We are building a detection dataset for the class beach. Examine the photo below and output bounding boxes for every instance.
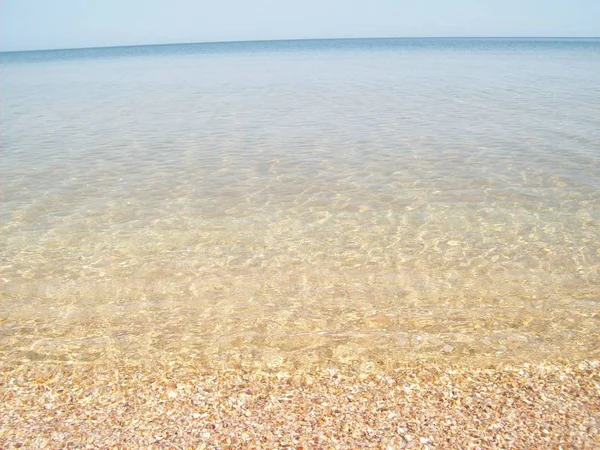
[1,359,599,448]
[1,38,599,447]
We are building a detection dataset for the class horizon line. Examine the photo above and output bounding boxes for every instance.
[2,35,599,54]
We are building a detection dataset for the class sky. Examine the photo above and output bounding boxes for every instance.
[1,0,599,52]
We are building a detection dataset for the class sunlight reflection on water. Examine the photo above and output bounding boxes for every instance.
[1,39,599,369]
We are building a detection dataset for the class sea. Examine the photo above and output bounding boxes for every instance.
[1,38,599,370]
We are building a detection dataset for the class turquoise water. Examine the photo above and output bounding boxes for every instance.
[1,38,599,369]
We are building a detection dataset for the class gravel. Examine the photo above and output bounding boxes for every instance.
[1,360,599,449]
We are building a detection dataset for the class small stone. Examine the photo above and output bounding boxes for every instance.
[443,344,454,353]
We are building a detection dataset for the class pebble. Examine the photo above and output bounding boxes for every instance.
[443,344,454,353]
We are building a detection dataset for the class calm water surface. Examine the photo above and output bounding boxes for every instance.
[1,38,599,369]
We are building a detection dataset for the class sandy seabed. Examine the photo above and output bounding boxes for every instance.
[1,359,599,449]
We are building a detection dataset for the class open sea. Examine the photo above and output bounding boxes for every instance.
[1,38,599,370]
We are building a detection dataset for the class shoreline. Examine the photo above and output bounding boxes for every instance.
[2,359,598,448]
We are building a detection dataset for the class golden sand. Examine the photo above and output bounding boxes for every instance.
[1,360,599,449]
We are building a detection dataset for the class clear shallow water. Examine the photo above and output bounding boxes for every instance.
[1,38,599,369]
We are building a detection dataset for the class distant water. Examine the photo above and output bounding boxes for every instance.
[1,38,599,369]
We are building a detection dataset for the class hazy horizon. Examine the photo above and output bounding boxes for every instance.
[1,35,599,54]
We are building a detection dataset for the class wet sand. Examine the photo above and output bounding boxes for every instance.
[1,360,599,449]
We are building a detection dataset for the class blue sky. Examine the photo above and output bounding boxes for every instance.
[1,0,598,51]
